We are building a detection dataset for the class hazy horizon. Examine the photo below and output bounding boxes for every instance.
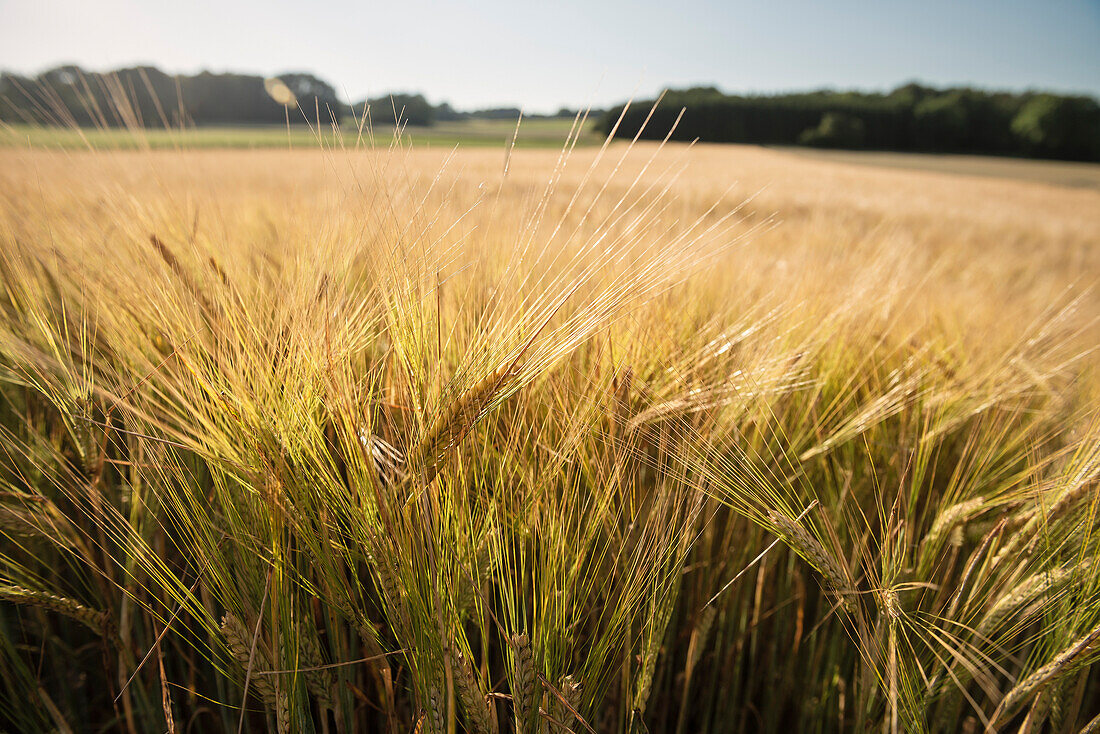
[2,0,1098,114]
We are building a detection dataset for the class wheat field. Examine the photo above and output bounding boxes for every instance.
[1,131,1099,733]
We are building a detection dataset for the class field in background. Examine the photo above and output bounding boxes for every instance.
[0,117,599,150]
[1,139,1099,733]
[780,146,1100,191]
[7,120,1099,191]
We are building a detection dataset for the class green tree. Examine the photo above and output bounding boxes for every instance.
[359,93,436,126]
[798,112,866,148]
[1012,94,1100,160]
[913,93,970,150]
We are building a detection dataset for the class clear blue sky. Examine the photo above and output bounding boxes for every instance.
[1,0,1097,112]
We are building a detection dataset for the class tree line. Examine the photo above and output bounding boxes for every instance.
[6,66,1095,160]
[598,84,1100,161]
[361,96,588,126]
[0,65,584,129]
[0,65,347,127]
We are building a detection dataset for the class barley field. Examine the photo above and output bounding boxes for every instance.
[1,130,1099,733]
[0,119,599,151]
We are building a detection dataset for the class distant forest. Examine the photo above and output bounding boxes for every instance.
[0,65,580,129]
[2,65,1098,160]
[0,66,343,126]
[599,85,1100,161]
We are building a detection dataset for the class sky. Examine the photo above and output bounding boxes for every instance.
[1,0,1098,113]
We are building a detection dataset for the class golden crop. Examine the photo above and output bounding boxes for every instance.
[1,136,1098,733]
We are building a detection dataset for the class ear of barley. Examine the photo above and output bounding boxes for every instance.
[365,536,411,635]
[359,431,407,488]
[918,497,985,572]
[1,585,110,636]
[1046,677,1068,732]
[220,613,276,705]
[944,518,1006,621]
[511,633,536,734]
[412,362,519,485]
[993,450,1100,568]
[634,651,656,715]
[979,559,1092,636]
[158,648,176,734]
[299,632,336,709]
[688,607,716,672]
[275,685,290,734]
[767,510,853,611]
[0,503,58,540]
[427,682,445,734]
[879,587,902,623]
[148,233,218,320]
[932,560,1092,713]
[206,254,231,288]
[989,621,1100,729]
[454,552,491,616]
[1019,684,1054,733]
[1080,711,1100,734]
[449,646,495,734]
[70,403,99,477]
[549,675,582,732]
